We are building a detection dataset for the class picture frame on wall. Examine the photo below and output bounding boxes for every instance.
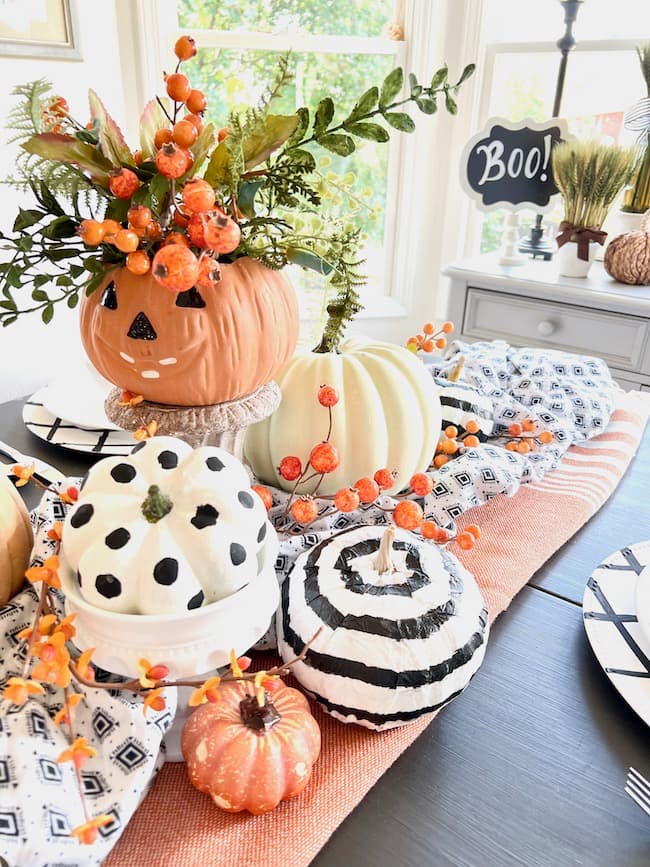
[0,0,81,60]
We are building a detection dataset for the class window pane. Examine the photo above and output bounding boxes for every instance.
[177,0,389,38]
[483,0,650,42]
[189,47,393,323]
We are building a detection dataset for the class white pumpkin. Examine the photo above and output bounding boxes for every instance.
[276,524,489,730]
[0,474,33,606]
[245,337,441,495]
[60,436,277,615]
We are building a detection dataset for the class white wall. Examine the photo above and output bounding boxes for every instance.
[0,0,126,402]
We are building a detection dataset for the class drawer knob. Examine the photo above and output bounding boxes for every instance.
[537,320,557,337]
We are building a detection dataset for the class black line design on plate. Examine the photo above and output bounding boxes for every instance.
[621,547,644,575]
[584,612,638,622]
[46,417,62,442]
[604,666,650,678]
[599,564,636,572]
[587,576,650,675]
[93,430,110,453]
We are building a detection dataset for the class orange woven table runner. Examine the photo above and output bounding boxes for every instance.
[105,397,648,867]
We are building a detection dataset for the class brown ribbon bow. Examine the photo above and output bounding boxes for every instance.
[556,221,608,261]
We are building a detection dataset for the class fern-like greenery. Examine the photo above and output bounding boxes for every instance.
[552,139,637,228]
[5,80,102,207]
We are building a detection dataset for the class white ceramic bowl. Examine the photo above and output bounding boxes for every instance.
[60,531,280,679]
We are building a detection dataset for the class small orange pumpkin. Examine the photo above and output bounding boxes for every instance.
[181,679,321,814]
[79,258,299,406]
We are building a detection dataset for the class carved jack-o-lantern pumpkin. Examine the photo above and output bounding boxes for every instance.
[79,258,299,407]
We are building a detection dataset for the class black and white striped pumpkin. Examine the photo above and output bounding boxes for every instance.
[276,525,489,730]
[435,376,494,441]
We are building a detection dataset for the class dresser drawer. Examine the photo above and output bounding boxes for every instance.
[463,288,648,371]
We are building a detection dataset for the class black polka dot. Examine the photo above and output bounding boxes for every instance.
[206,456,225,472]
[187,589,204,610]
[110,463,136,484]
[257,523,267,543]
[153,557,179,585]
[70,503,94,528]
[96,573,122,599]
[238,491,254,509]
[105,528,130,549]
[158,450,178,470]
[191,504,219,530]
[77,570,82,588]
[230,542,247,566]
[131,441,147,455]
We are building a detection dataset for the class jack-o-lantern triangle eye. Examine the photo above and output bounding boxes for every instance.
[100,281,118,310]
[175,287,206,309]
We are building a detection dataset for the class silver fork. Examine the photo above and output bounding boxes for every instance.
[625,767,650,818]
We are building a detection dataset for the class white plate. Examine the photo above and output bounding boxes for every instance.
[583,541,650,727]
[40,363,118,431]
[23,388,135,456]
[0,442,65,486]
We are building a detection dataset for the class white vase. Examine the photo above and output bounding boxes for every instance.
[556,239,598,278]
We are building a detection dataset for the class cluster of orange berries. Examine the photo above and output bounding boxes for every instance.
[406,321,454,354]
[77,34,241,294]
[248,385,480,550]
[504,419,554,454]
[433,421,483,468]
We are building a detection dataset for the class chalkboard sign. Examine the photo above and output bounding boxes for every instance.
[460,118,567,212]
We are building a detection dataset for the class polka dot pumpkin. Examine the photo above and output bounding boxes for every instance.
[60,436,275,615]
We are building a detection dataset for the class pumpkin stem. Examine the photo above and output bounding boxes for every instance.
[239,693,281,732]
[448,356,465,383]
[141,485,173,523]
[373,525,396,575]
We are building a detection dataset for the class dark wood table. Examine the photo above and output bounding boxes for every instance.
[1,399,649,866]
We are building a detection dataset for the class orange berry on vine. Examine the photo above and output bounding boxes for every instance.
[354,477,380,504]
[133,150,143,165]
[422,340,434,353]
[441,439,458,455]
[465,524,481,540]
[409,472,433,496]
[127,204,151,229]
[173,209,190,228]
[114,228,139,253]
[151,244,199,292]
[173,119,198,148]
[217,126,230,143]
[174,34,197,61]
[77,219,104,245]
[101,219,121,243]
[155,143,191,179]
[393,500,424,531]
[435,438,446,454]
[165,72,192,102]
[182,178,216,214]
[154,127,173,148]
[291,497,318,524]
[516,441,531,454]
[334,488,360,513]
[406,340,418,354]
[442,321,454,334]
[522,418,536,432]
[423,322,435,335]
[435,337,447,350]
[465,419,480,434]
[108,168,140,199]
[186,88,207,114]
[433,454,449,469]
[184,113,204,134]
[278,456,302,481]
[317,385,339,407]
[145,221,163,241]
[163,231,190,247]
[445,425,458,439]
[456,531,475,551]
[187,213,208,248]
[126,250,151,275]
[538,430,553,444]
[508,422,523,437]
[421,520,439,540]
[435,526,450,544]
[309,442,340,474]
[251,484,273,511]
[505,441,518,452]
[204,211,241,254]
[196,255,221,290]
[463,435,480,449]
[374,468,395,489]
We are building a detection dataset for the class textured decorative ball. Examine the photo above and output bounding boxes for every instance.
[60,436,275,614]
[276,524,489,730]
[435,377,494,441]
[604,231,650,285]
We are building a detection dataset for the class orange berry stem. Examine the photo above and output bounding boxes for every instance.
[155,95,174,125]
[20,582,49,679]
